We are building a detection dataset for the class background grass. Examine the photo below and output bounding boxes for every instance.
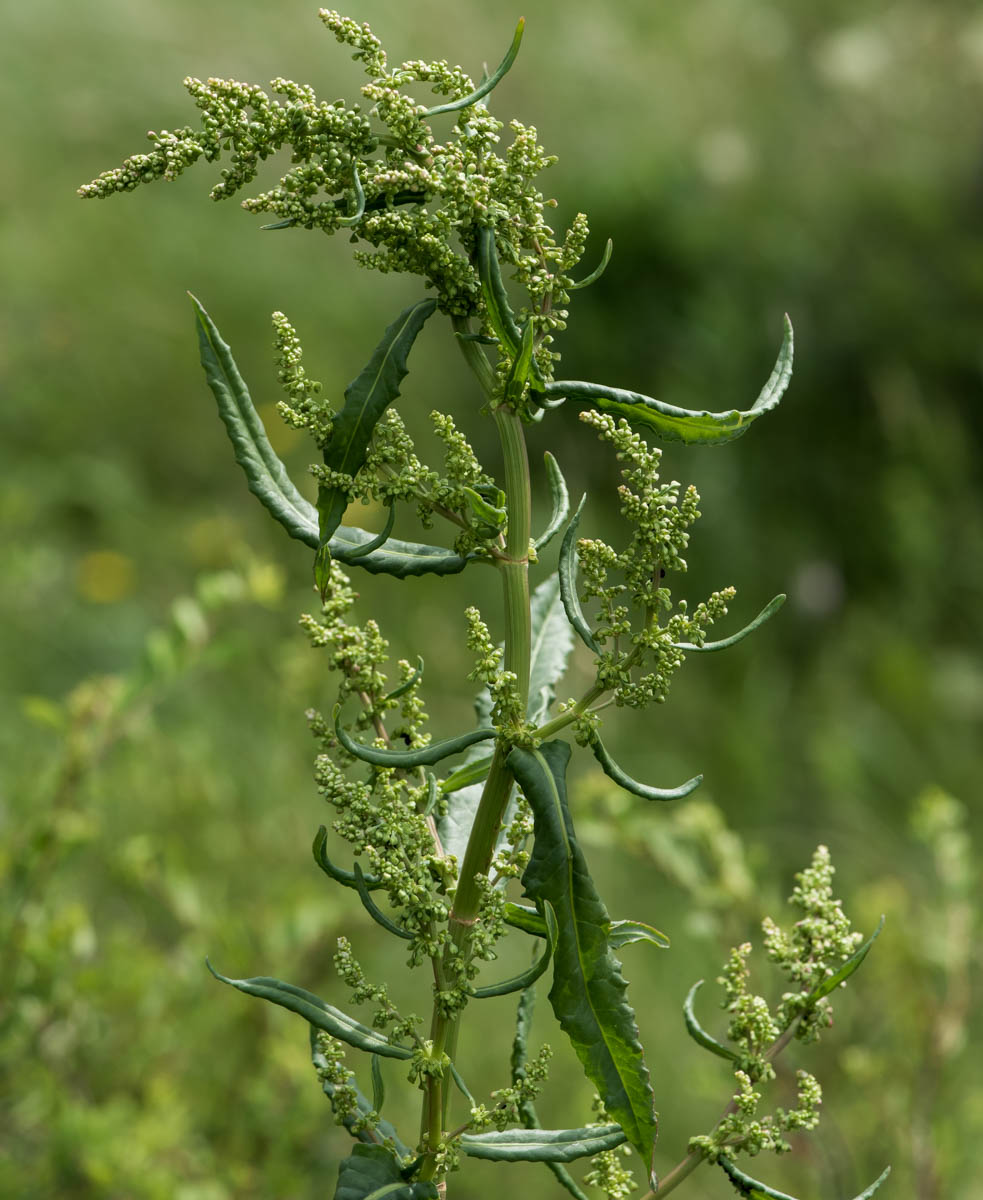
[2,1,981,1197]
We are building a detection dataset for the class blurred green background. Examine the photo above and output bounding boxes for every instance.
[2,0,981,1196]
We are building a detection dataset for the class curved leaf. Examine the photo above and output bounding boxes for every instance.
[505,318,536,402]
[370,1054,386,1117]
[558,496,601,654]
[423,18,525,117]
[207,961,412,1059]
[314,824,384,892]
[588,732,702,802]
[353,863,413,940]
[805,915,886,1006]
[683,980,738,1062]
[334,708,496,768]
[504,903,669,951]
[675,594,785,653]
[439,754,494,796]
[544,316,793,446]
[190,296,468,581]
[476,226,523,356]
[608,920,670,952]
[330,525,474,579]
[535,451,571,551]
[191,294,319,546]
[335,1145,437,1200]
[471,903,557,999]
[568,238,613,291]
[311,1027,408,1155]
[460,1124,627,1163]
[384,657,424,701]
[718,1156,890,1200]
[316,298,438,592]
[509,741,658,1171]
[344,501,396,559]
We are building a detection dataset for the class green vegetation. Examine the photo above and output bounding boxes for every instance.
[2,2,980,1198]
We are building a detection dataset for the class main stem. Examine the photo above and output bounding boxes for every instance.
[418,320,533,1183]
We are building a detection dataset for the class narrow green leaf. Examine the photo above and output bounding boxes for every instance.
[805,915,886,1006]
[337,163,366,227]
[206,961,412,1060]
[568,238,613,291]
[558,496,601,655]
[683,980,739,1062]
[460,1124,627,1163]
[344,502,397,559]
[384,657,424,701]
[471,903,557,999]
[476,226,523,356]
[544,316,793,445]
[423,18,525,117]
[191,294,319,546]
[504,904,669,952]
[718,1156,890,1200]
[334,707,496,768]
[313,825,384,892]
[505,318,536,402]
[588,732,702,801]
[335,1145,437,1200]
[462,485,507,530]
[439,754,493,796]
[330,525,474,578]
[608,920,670,951]
[317,298,437,560]
[353,863,413,940]
[510,741,658,1172]
[311,1027,408,1155]
[535,452,571,551]
[370,1055,385,1116]
[675,595,785,652]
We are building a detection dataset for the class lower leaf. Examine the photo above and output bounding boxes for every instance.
[335,1145,437,1200]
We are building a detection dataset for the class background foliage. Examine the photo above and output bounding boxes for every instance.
[2,0,981,1196]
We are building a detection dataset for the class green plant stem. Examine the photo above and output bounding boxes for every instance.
[418,319,535,1182]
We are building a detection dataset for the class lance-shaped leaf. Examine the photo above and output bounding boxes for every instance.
[718,1156,891,1200]
[683,980,739,1062]
[330,525,474,579]
[535,451,571,551]
[206,961,412,1060]
[588,732,702,802]
[343,502,396,559]
[543,316,793,446]
[460,1125,627,1163]
[423,18,525,117]
[311,1027,408,1156]
[470,903,557,999]
[335,1145,437,1200]
[353,863,414,940]
[334,707,496,769]
[509,741,658,1172]
[191,293,320,546]
[675,595,786,653]
[385,657,424,701]
[476,225,523,356]
[568,238,613,291]
[804,915,886,1006]
[316,298,437,591]
[504,903,669,951]
[608,920,670,951]
[314,825,384,892]
[558,497,601,655]
[438,754,493,796]
[191,295,471,581]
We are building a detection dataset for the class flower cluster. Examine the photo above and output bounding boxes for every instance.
[79,10,594,329]
[576,410,735,707]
